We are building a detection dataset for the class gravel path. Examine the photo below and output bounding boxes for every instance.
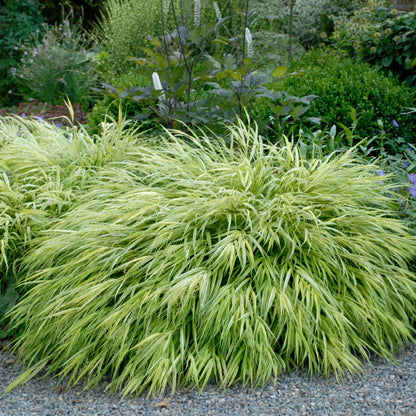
[1,342,416,416]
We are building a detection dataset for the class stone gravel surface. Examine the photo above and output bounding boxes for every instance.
[1,342,416,416]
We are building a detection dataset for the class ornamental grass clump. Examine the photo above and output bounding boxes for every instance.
[6,120,416,396]
[0,115,143,296]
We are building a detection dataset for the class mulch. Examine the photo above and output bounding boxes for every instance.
[0,100,89,127]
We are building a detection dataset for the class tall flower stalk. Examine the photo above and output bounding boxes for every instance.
[152,71,165,100]
[213,1,222,21]
[245,27,253,58]
[194,0,201,27]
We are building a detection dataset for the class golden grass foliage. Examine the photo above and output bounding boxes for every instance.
[2,117,416,395]
[0,116,139,275]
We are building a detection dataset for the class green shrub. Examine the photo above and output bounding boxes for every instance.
[332,0,416,86]
[87,71,153,134]
[274,48,416,153]
[17,15,97,108]
[5,119,416,395]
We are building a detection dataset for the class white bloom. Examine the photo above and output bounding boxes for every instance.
[194,0,201,27]
[152,72,165,100]
[152,72,163,91]
[163,0,170,16]
[213,2,222,21]
[245,28,253,58]
[245,28,252,45]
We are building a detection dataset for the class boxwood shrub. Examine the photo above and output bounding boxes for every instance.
[272,48,416,153]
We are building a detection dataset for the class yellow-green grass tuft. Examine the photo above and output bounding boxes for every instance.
[4,118,416,396]
[0,116,145,277]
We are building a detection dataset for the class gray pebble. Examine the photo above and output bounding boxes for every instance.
[1,343,416,415]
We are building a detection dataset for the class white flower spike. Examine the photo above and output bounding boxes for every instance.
[152,71,165,100]
[194,0,201,27]
[213,2,222,21]
[152,71,163,91]
[245,27,253,58]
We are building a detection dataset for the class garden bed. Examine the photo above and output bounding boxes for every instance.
[0,100,89,127]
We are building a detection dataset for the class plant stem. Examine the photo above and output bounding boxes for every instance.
[228,0,240,64]
[160,0,170,77]
[241,0,250,62]
[179,0,186,26]
[170,0,192,112]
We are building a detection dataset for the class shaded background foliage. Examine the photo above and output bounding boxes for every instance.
[35,0,102,28]
[332,0,416,86]
[0,0,101,107]
[0,0,46,106]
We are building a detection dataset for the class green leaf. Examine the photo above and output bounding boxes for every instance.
[244,74,270,89]
[271,66,289,78]
[381,55,393,67]
[306,117,321,125]
[211,88,234,98]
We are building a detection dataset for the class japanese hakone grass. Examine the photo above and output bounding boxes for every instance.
[6,121,416,396]
[0,115,149,291]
